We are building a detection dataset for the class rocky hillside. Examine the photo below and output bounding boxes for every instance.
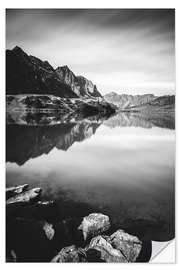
[55,66,102,98]
[104,92,175,114]
[6,94,115,118]
[6,46,101,99]
[125,95,175,114]
[104,92,156,109]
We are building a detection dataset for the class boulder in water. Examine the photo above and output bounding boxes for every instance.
[42,221,55,240]
[6,184,29,200]
[51,245,86,262]
[86,235,127,262]
[78,213,110,241]
[109,229,142,262]
[6,188,42,205]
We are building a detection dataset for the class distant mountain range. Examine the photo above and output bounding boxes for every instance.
[6,46,175,119]
[104,92,155,108]
[6,46,102,99]
[104,92,175,114]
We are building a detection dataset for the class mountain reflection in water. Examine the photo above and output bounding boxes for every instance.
[6,121,100,165]
[6,112,175,250]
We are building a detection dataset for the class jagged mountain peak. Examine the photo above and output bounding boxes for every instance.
[12,45,24,52]
[61,65,70,70]
[56,67,102,98]
[11,46,30,58]
[76,75,85,79]
[29,55,54,72]
[56,65,71,71]
[104,92,157,109]
[55,65,76,77]
[6,46,102,98]
[6,47,78,97]
[104,91,175,110]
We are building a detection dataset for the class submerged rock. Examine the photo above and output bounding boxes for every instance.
[37,200,54,206]
[109,229,142,262]
[51,245,86,262]
[42,221,55,240]
[78,213,110,241]
[86,235,127,262]
[6,188,42,205]
[6,184,29,200]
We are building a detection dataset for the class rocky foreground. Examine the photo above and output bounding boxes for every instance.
[6,184,151,262]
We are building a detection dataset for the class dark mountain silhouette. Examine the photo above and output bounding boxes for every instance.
[6,46,101,98]
[6,46,77,98]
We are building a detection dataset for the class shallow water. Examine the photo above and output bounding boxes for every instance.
[6,112,175,259]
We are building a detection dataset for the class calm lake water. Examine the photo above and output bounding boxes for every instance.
[6,112,175,252]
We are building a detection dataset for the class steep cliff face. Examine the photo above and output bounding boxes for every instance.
[55,66,78,95]
[76,76,102,98]
[55,67,102,98]
[104,92,155,109]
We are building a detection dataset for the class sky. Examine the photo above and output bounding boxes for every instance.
[6,9,175,96]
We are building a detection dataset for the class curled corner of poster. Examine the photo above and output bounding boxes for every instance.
[151,240,175,263]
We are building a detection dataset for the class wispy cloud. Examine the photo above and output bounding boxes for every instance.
[6,9,175,95]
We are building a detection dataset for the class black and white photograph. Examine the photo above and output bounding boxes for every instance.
[5,8,175,263]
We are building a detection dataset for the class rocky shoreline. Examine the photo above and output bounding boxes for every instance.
[6,184,151,262]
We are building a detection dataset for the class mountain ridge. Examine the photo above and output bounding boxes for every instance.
[55,66,102,98]
[6,46,102,99]
[104,92,175,113]
[104,92,156,109]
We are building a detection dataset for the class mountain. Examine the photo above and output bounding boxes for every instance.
[104,92,175,115]
[6,46,102,99]
[137,95,175,108]
[6,46,78,98]
[125,95,175,114]
[55,66,102,98]
[104,92,156,109]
